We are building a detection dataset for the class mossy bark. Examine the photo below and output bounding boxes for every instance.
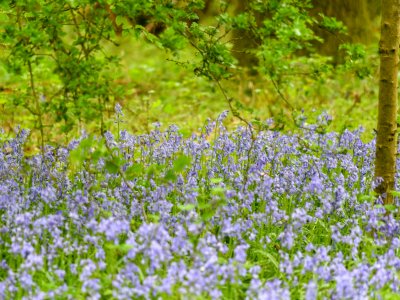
[374,0,400,204]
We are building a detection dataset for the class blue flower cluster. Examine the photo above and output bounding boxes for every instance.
[0,115,399,299]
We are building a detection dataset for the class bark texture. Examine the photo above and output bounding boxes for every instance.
[374,0,400,204]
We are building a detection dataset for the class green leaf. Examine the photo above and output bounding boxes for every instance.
[69,136,95,165]
[105,243,133,252]
[384,204,397,212]
[105,160,119,174]
[210,178,223,184]
[173,154,191,172]
[164,169,177,181]
[147,164,163,178]
[178,204,196,211]
[105,156,124,174]
[179,128,191,138]
[211,187,225,195]
[201,209,215,221]
[125,163,144,180]
[148,214,160,222]
[253,250,279,270]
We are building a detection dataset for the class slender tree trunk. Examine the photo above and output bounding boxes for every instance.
[374,0,400,204]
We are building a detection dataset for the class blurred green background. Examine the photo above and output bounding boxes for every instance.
[0,0,383,152]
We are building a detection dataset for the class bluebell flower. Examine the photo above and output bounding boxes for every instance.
[305,280,318,300]
[115,103,123,116]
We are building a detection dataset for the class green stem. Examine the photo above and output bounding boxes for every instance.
[27,60,45,157]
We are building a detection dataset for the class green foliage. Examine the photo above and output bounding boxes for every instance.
[0,1,125,145]
[0,0,379,146]
[339,43,372,79]
[0,2,388,297]
[318,13,347,34]
[173,153,191,172]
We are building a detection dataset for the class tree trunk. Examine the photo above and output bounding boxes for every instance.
[311,0,377,63]
[231,0,260,72]
[374,0,400,204]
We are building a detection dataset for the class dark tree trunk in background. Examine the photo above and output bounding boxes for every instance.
[374,0,400,204]
[311,0,378,63]
[228,0,380,68]
[367,0,381,20]
[231,0,260,71]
